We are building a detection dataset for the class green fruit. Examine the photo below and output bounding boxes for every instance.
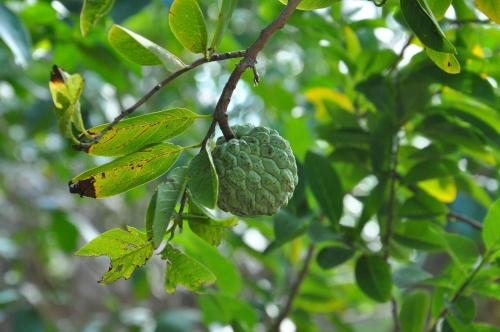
[212,124,298,216]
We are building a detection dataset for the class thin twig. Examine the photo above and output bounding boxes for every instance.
[212,0,302,140]
[387,36,413,75]
[269,244,316,332]
[74,50,247,151]
[427,251,492,331]
[447,211,483,230]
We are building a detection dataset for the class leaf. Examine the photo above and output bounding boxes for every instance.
[449,296,476,324]
[69,143,183,198]
[265,210,310,253]
[168,0,208,54]
[146,167,188,248]
[210,0,237,51]
[278,0,339,10]
[86,108,199,156]
[393,265,432,289]
[0,3,31,67]
[75,226,153,284]
[483,199,500,251]
[108,24,185,71]
[187,147,218,209]
[399,290,431,332]
[198,293,258,328]
[316,246,355,269]
[304,87,355,116]
[444,233,479,270]
[355,255,392,302]
[403,159,458,184]
[428,0,452,19]
[188,220,225,247]
[49,66,86,142]
[394,220,445,251]
[80,0,115,37]
[475,0,500,23]
[418,177,457,203]
[305,151,343,225]
[426,48,461,74]
[163,245,216,293]
[398,192,448,219]
[400,0,456,53]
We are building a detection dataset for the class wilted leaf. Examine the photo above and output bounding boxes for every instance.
[163,245,216,293]
[69,143,183,198]
[169,0,208,54]
[49,65,86,142]
[355,255,392,302]
[80,0,115,37]
[187,147,218,209]
[108,24,185,71]
[86,108,200,156]
[75,226,153,284]
[146,167,188,248]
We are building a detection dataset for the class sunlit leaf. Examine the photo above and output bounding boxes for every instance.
[187,147,218,209]
[163,244,216,293]
[0,3,31,67]
[400,0,456,52]
[483,199,500,251]
[168,0,208,54]
[108,25,185,71]
[475,0,500,23]
[75,226,153,284]
[145,167,188,248]
[210,0,237,51]
[49,65,86,142]
[426,48,461,74]
[305,87,355,120]
[80,0,115,37]
[69,143,183,198]
[355,255,392,302]
[418,176,457,203]
[278,0,339,10]
[86,108,200,156]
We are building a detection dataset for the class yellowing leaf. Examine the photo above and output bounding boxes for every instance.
[418,176,457,203]
[472,44,485,58]
[69,143,183,198]
[425,48,461,74]
[49,65,87,142]
[305,87,354,120]
[86,108,201,156]
[75,226,153,284]
[169,0,208,54]
[475,0,500,23]
[80,0,115,37]
[344,26,361,59]
[163,245,216,293]
[108,25,185,71]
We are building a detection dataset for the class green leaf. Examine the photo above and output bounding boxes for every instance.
[316,246,355,269]
[393,265,433,289]
[278,0,338,10]
[399,290,430,332]
[394,220,445,251]
[186,198,238,226]
[483,199,500,251]
[48,66,86,142]
[444,234,479,270]
[168,0,208,54]
[265,210,310,253]
[305,151,343,225]
[0,3,31,67]
[428,0,452,19]
[449,296,476,324]
[188,219,225,247]
[187,147,218,209]
[69,143,183,198]
[400,0,456,53]
[75,226,153,284]
[108,24,185,71]
[80,0,115,37]
[163,245,216,293]
[86,108,199,156]
[146,167,188,248]
[50,212,79,254]
[426,48,461,74]
[198,293,258,328]
[210,0,237,51]
[475,0,500,23]
[403,159,458,184]
[398,192,448,219]
[355,255,392,302]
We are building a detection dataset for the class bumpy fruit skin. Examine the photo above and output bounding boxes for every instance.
[212,124,298,216]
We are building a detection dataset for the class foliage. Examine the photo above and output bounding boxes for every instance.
[0,0,499,331]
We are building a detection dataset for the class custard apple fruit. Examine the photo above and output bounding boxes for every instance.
[212,124,298,216]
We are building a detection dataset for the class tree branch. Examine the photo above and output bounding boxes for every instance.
[447,211,483,230]
[269,243,315,332]
[74,50,247,151]
[212,0,302,140]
